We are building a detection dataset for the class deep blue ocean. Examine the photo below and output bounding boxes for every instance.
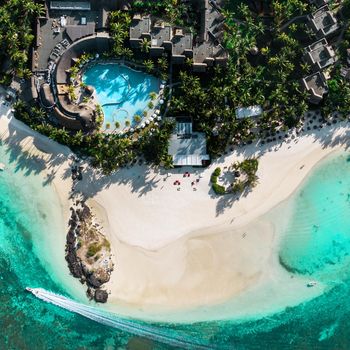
[2,138,350,349]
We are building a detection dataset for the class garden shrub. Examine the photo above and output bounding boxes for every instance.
[212,183,226,195]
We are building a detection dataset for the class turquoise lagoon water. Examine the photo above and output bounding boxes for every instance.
[82,63,160,131]
[4,132,350,349]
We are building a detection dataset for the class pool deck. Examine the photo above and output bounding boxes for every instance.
[81,60,165,133]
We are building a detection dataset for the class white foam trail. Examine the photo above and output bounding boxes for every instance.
[27,288,216,349]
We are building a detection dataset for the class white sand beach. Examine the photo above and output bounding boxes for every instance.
[2,99,350,322]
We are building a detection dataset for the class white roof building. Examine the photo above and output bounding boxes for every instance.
[235,105,262,119]
[168,120,210,167]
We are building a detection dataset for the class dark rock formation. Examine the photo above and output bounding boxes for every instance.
[65,202,113,303]
[65,246,83,278]
[86,287,94,300]
[94,289,108,303]
[86,274,103,288]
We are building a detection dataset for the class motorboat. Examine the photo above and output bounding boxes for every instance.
[307,281,317,287]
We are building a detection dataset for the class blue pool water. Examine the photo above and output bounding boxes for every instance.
[82,63,160,130]
[4,123,350,349]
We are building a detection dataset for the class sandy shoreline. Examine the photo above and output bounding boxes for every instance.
[1,100,350,322]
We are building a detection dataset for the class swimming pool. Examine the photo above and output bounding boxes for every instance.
[82,63,160,131]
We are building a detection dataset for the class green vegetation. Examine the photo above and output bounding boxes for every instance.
[0,0,44,81]
[230,158,259,194]
[210,167,226,195]
[133,0,198,29]
[210,167,221,184]
[103,239,111,250]
[149,92,157,100]
[140,38,151,53]
[213,167,221,177]
[210,159,259,196]
[157,57,168,73]
[14,100,174,174]
[169,2,316,156]
[134,115,142,123]
[234,158,259,188]
[143,59,154,73]
[109,11,132,58]
[68,85,77,102]
[86,243,102,258]
[7,0,350,178]
[212,183,226,195]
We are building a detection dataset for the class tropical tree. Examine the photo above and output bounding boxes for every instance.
[157,57,168,72]
[134,115,142,123]
[143,59,154,73]
[140,38,151,53]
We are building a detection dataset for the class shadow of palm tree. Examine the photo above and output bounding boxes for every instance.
[214,117,350,216]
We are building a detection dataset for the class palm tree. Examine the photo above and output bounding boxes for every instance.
[134,115,141,123]
[30,106,46,121]
[72,130,84,146]
[157,57,168,72]
[140,38,151,53]
[163,155,174,169]
[121,48,133,60]
[18,68,32,79]
[143,59,154,73]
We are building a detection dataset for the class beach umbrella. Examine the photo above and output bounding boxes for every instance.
[152,113,157,118]
[157,116,162,121]
[155,109,160,114]
[95,53,99,58]
[159,99,164,105]
[160,84,165,89]
[146,120,150,125]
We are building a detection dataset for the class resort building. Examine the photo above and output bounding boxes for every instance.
[168,118,210,167]
[308,0,330,8]
[129,15,151,49]
[150,21,173,57]
[303,38,338,72]
[129,0,228,71]
[192,0,227,72]
[31,0,129,130]
[307,5,340,39]
[171,28,193,65]
[302,72,328,104]
[340,66,350,81]
[235,105,263,119]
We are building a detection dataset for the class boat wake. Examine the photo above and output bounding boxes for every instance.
[26,288,217,349]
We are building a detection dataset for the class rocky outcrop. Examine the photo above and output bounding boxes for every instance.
[94,289,108,303]
[65,201,114,303]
